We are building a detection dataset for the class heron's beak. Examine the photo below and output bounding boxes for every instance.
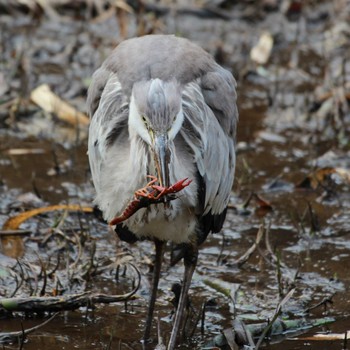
[153,133,170,189]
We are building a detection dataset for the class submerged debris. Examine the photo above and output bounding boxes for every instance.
[0,313,58,345]
[204,316,336,349]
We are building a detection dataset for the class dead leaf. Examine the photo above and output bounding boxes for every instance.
[1,236,25,258]
[3,204,93,230]
[252,193,273,210]
[297,167,350,189]
[223,328,239,350]
[257,131,286,143]
[5,148,46,155]
[30,84,89,127]
[114,0,134,13]
[334,167,350,182]
[297,331,350,341]
[250,32,274,65]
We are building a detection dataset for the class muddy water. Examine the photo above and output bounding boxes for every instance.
[1,102,349,350]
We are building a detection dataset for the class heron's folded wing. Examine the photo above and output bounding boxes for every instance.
[181,66,238,230]
[87,71,129,193]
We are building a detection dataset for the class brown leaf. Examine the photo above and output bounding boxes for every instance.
[3,204,93,230]
[253,193,273,210]
[5,148,46,155]
[250,32,273,65]
[30,84,89,127]
[297,167,350,189]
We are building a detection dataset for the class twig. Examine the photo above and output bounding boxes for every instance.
[204,315,335,349]
[0,290,137,313]
[47,253,61,278]
[155,313,166,350]
[38,256,47,297]
[264,223,287,269]
[230,224,264,267]
[0,230,32,236]
[305,293,335,313]
[0,264,140,313]
[0,312,58,344]
[255,288,295,349]
[223,328,239,350]
[10,260,25,298]
[69,231,83,271]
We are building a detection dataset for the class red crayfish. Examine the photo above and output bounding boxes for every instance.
[109,175,192,225]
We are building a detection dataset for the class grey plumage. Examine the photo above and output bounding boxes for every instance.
[88,35,237,231]
[87,34,238,349]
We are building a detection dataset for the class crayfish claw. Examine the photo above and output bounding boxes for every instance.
[166,177,192,194]
[180,178,192,187]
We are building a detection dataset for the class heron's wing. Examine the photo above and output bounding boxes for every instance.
[87,69,129,195]
[181,66,238,238]
[201,66,238,137]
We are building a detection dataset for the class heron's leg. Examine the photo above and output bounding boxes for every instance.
[167,245,198,350]
[143,239,165,344]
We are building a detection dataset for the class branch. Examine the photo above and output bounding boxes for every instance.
[0,312,58,344]
[0,264,140,313]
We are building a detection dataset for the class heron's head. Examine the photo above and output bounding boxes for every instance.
[129,78,184,188]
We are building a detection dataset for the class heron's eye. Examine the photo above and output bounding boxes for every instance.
[142,115,148,127]
[169,116,176,129]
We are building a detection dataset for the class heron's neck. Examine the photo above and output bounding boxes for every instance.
[128,95,151,145]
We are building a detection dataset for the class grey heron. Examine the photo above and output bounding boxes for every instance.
[87,34,238,349]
